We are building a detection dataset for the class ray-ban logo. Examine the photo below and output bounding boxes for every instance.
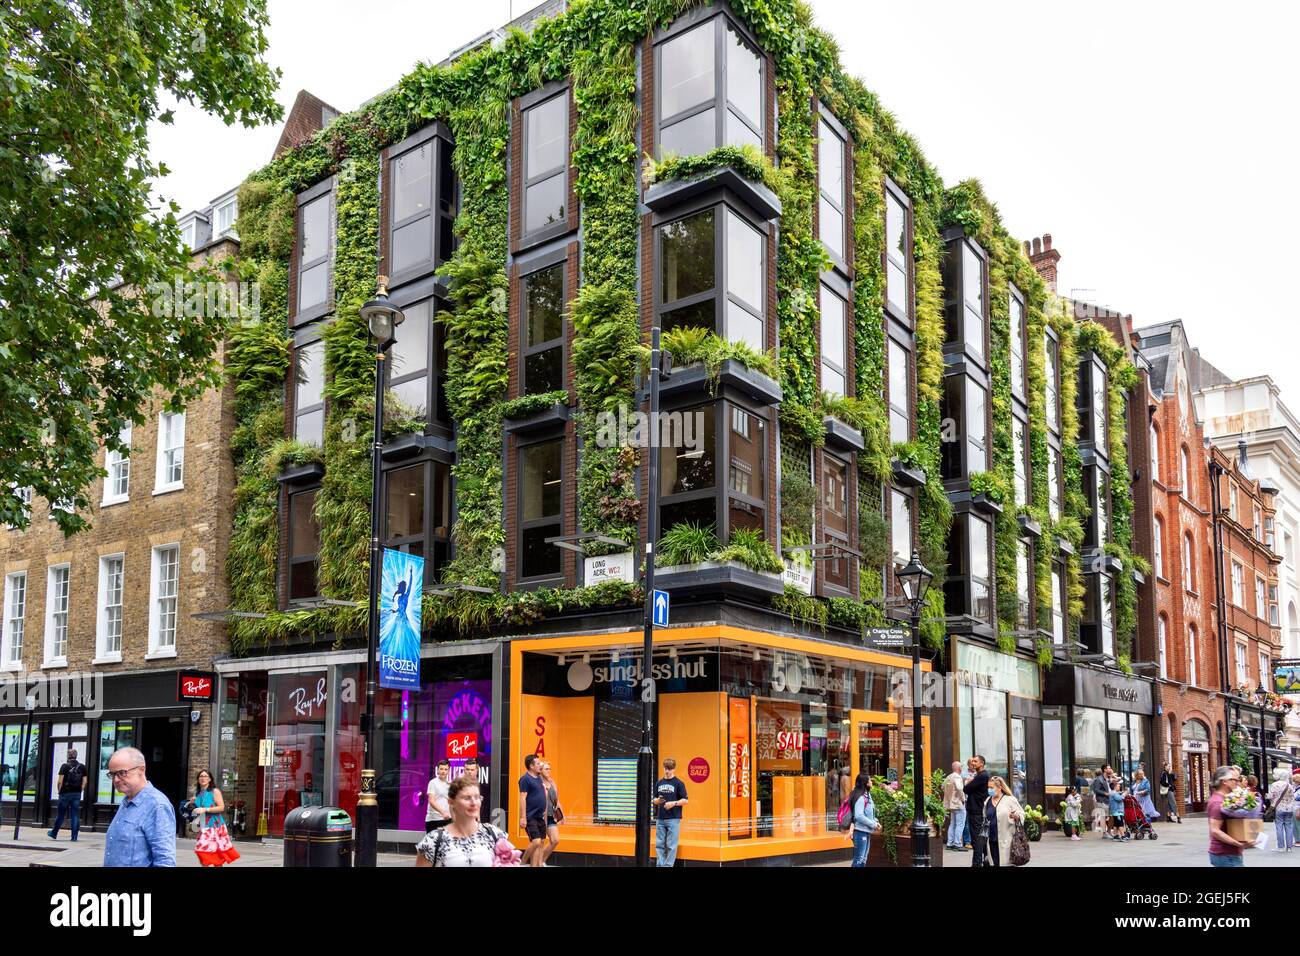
[49,887,151,936]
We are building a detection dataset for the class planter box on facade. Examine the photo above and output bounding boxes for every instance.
[657,359,783,407]
[277,460,325,487]
[644,165,783,222]
[503,401,570,436]
[972,493,1004,517]
[1057,537,1076,556]
[891,458,927,489]
[824,416,865,454]
[654,560,785,600]
[866,832,945,868]
[1017,513,1042,539]
[379,432,424,463]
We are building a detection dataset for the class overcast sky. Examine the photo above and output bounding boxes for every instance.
[149,0,1300,401]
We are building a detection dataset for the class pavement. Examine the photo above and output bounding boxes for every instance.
[0,828,413,867]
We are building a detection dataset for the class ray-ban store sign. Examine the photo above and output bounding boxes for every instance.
[177,672,215,702]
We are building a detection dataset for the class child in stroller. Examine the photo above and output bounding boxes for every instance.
[1123,793,1158,840]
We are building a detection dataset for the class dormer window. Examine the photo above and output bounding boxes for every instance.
[179,217,200,251]
[214,196,238,239]
[656,16,764,159]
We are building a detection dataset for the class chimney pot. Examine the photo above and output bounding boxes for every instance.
[1023,240,1031,256]
[1032,237,1042,255]
[1044,233,1052,250]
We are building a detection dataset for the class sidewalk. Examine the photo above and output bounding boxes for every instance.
[0,828,412,867]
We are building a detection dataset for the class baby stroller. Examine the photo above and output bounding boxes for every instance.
[1123,794,1158,840]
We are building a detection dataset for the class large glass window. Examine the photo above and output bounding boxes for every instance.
[888,338,909,444]
[523,92,568,235]
[294,340,325,447]
[660,403,718,534]
[523,264,566,396]
[151,545,179,652]
[820,285,847,398]
[96,719,135,804]
[885,187,909,317]
[1009,289,1026,398]
[1016,539,1032,631]
[971,687,1008,781]
[1074,706,1108,808]
[520,439,563,581]
[970,516,991,623]
[966,378,988,474]
[945,514,992,624]
[46,565,69,662]
[1045,334,1060,434]
[659,206,765,354]
[728,406,765,534]
[1098,574,1114,657]
[962,243,984,360]
[98,555,124,657]
[1051,563,1066,645]
[1047,444,1061,521]
[891,487,912,568]
[387,298,448,424]
[1188,624,1198,686]
[1013,415,1028,508]
[384,461,452,581]
[156,410,185,488]
[822,454,849,591]
[2,572,26,666]
[391,142,434,274]
[659,401,765,543]
[1232,561,1244,607]
[288,488,320,601]
[297,191,331,315]
[818,116,845,262]
[657,19,764,158]
[104,424,131,503]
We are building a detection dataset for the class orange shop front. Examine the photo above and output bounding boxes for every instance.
[508,625,929,865]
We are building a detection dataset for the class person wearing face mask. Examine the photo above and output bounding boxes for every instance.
[963,755,990,866]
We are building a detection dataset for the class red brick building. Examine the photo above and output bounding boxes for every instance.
[1134,321,1222,811]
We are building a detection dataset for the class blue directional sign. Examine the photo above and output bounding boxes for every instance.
[653,589,670,627]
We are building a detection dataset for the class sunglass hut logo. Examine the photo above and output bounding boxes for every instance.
[50,887,151,936]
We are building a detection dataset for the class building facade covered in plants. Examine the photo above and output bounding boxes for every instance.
[212,0,1152,861]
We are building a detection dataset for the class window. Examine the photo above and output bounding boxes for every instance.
[818,116,846,262]
[885,186,910,317]
[1097,470,1110,545]
[103,424,131,504]
[1,573,25,668]
[820,284,847,398]
[45,565,70,665]
[288,489,320,601]
[970,516,992,624]
[1256,576,1267,619]
[887,337,910,444]
[520,439,564,581]
[1149,423,1160,482]
[890,486,912,567]
[1236,640,1249,688]
[941,375,988,480]
[726,406,766,535]
[1099,574,1114,657]
[293,340,325,447]
[1232,561,1244,607]
[388,298,448,423]
[944,240,986,360]
[656,18,764,158]
[1269,583,1280,626]
[384,461,453,582]
[391,140,435,274]
[1051,564,1065,645]
[822,456,850,591]
[97,555,124,659]
[1229,482,1238,522]
[1188,624,1198,686]
[155,410,185,490]
[1015,540,1032,631]
[179,217,200,251]
[1013,415,1029,508]
[1260,650,1271,687]
[149,545,179,655]
[1045,334,1060,434]
[658,206,766,353]
[214,196,237,239]
[945,514,993,625]
[522,92,569,236]
[1047,444,1061,522]
[522,265,566,396]
[1009,288,1026,398]
[1253,505,1262,541]
[1265,515,1276,552]
[1153,516,1165,578]
[1083,359,1108,455]
[1183,533,1195,590]
[1180,446,1190,493]
[296,185,333,320]
[659,401,766,543]
[1158,616,1168,679]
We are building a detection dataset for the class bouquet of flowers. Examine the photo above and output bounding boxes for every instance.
[492,837,523,867]
[1220,787,1261,818]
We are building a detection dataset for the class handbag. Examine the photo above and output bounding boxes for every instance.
[1263,788,1277,823]
[1010,820,1031,866]
[552,804,565,824]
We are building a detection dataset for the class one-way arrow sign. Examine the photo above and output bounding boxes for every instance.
[653,589,670,627]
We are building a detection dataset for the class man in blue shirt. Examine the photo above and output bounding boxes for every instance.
[103,747,176,867]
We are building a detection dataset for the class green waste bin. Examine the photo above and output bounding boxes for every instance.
[283,807,353,867]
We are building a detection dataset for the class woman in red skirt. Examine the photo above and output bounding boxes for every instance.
[193,769,241,867]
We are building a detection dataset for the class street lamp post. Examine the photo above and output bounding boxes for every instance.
[354,277,405,867]
[896,550,933,868]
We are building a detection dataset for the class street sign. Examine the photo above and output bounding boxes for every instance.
[865,627,909,651]
[653,589,670,627]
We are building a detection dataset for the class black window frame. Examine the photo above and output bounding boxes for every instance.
[517,434,566,586]
[1015,537,1034,633]
[1083,462,1113,550]
[940,369,991,482]
[1009,283,1027,400]
[1082,571,1115,657]
[518,83,572,248]
[293,177,335,327]
[385,291,453,436]
[819,276,850,399]
[1051,558,1068,645]
[385,122,456,290]
[886,329,912,446]
[383,458,454,587]
[1079,353,1109,457]
[888,483,914,573]
[944,510,994,627]
[653,9,766,160]
[654,194,768,355]
[519,248,569,397]
[883,177,913,327]
[287,486,321,603]
[817,105,850,274]
[942,230,988,365]
[657,398,768,545]
[292,326,326,447]
[819,449,853,596]
[1044,328,1061,436]
[1047,437,1063,522]
[1012,410,1030,509]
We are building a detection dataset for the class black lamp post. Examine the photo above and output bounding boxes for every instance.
[896,550,933,868]
[354,277,405,867]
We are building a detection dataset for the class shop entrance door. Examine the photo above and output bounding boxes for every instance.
[137,716,187,823]
[1184,752,1208,812]
[263,671,328,837]
[850,709,898,783]
[45,722,88,825]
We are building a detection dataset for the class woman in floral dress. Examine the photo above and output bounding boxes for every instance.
[193,769,241,866]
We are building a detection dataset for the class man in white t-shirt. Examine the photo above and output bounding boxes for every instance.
[426,759,451,833]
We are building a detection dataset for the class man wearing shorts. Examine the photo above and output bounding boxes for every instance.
[518,754,548,867]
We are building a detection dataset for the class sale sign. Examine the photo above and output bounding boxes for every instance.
[728,698,751,838]
[446,732,478,759]
[756,699,804,772]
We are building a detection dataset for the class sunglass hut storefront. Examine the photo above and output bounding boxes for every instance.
[508,624,929,866]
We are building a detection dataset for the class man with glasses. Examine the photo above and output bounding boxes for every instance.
[1207,765,1247,867]
[103,747,176,867]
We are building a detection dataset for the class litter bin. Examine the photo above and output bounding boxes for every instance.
[283,807,353,867]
